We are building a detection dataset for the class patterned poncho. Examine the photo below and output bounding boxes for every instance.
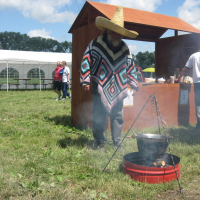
[80,34,138,113]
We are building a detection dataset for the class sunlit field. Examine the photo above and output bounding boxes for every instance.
[0,90,200,199]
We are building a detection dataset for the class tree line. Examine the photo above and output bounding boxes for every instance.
[0,31,72,53]
[0,31,155,69]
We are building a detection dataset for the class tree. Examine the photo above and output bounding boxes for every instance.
[132,54,140,66]
[61,41,72,53]
[0,31,28,50]
[0,31,72,53]
[132,51,155,69]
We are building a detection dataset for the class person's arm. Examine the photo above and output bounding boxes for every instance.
[175,55,192,83]
[67,73,70,85]
[80,44,92,91]
[175,67,189,83]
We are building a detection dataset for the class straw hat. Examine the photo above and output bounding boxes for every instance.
[95,6,138,39]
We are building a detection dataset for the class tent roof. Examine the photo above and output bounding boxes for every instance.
[0,50,72,64]
[69,1,200,41]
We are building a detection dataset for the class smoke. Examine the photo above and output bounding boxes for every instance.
[76,100,93,129]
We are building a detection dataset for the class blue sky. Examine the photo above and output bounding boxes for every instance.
[0,0,200,54]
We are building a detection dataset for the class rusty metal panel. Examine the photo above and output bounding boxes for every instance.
[156,33,200,79]
[71,23,101,128]
[122,83,196,131]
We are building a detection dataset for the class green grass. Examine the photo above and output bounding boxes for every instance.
[0,90,200,199]
[0,78,47,84]
[0,78,19,84]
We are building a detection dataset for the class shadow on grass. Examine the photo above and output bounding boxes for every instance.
[141,124,200,145]
[57,136,89,148]
[45,115,89,132]
[57,136,96,149]
[45,115,72,126]
[47,115,97,149]
[168,126,200,145]
[118,163,123,172]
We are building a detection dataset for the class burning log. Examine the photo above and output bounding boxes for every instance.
[153,160,166,167]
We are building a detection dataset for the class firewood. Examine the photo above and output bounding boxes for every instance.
[157,160,165,166]
[153,160,166,167]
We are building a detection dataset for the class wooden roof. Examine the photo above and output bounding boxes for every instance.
[69,1,200,42]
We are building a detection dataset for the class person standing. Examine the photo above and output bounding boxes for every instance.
[80,6,139,150]
[52,61,63,100]
[136,69,142,82]
[175,43,200,129]
[61,61,71,100]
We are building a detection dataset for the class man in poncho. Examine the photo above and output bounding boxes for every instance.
[80,6,139,150]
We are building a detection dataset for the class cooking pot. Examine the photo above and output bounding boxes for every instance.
[136,133,171,157]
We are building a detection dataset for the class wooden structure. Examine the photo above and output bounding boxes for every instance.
[69,1,200,130]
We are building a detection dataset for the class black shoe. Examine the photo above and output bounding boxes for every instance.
[114,141,124,151]
[114,141,122,146]
[97,143,105,151]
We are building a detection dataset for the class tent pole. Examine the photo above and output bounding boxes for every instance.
[48,62,50,89]
[7,61,8,92]
[39,66,41,91]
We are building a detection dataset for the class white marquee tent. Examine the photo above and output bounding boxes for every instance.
[0,50,72,91]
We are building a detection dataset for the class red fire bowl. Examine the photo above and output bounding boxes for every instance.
[123,152,180,184]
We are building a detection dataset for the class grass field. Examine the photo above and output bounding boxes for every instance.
[0,90,200,199]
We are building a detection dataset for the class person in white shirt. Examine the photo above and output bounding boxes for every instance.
[61,61,71,100]
[176,43,200,129]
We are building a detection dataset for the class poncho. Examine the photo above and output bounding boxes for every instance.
[80,34,138,113]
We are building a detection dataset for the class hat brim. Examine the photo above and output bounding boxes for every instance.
[95,16,138,39]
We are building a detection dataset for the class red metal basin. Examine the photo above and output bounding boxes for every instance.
[123,152,180,184]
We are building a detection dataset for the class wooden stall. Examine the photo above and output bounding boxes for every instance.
[68,1,200,130]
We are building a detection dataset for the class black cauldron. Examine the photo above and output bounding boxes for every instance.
[136,133,171,157]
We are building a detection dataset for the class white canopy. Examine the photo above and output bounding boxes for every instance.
[0,50,72,91]
[0,49,72,63]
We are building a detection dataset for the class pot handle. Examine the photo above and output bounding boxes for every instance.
[130,129,137,138]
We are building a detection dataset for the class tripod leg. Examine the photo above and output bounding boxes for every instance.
[102,95,152,172]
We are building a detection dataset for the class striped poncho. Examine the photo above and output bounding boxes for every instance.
[80,34,138,113]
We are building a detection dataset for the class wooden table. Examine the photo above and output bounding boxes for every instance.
[14,79,31,89]
[40,79,53,84]
[40,79,54,89]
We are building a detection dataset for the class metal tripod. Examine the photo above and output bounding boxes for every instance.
[102,94,182,192]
